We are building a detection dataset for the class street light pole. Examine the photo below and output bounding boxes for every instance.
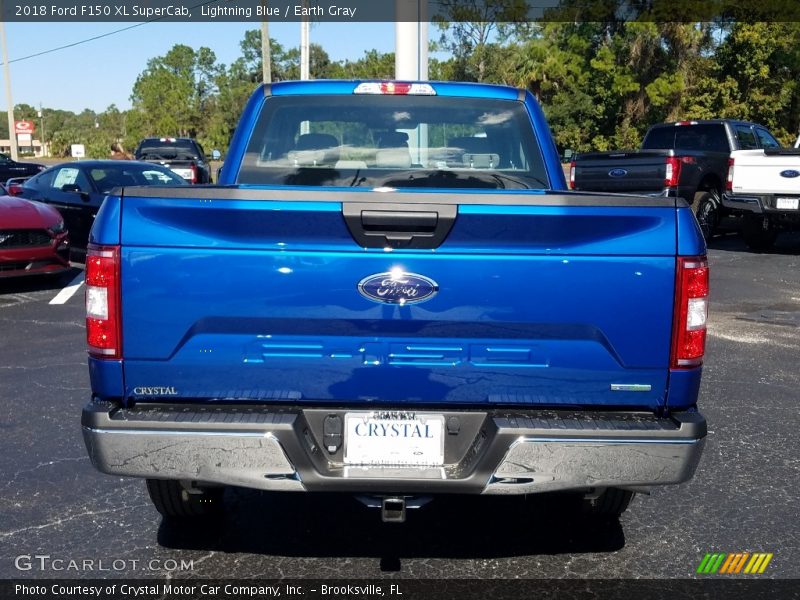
[299,2,310,135]
[395,0,429,166]
[300,12,310,81]
[395,0,428,80]
[0,21,19,161]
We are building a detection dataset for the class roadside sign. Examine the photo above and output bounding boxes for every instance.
[14,120,35,134]
[71,144,85,158]
[17,133,32,145]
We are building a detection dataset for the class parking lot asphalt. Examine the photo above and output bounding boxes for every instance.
[1,234,798,582]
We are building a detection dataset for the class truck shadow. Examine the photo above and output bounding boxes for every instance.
[707,231,800,255]
[156,490,625,560]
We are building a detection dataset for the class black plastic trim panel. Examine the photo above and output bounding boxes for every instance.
[115,186,682,208]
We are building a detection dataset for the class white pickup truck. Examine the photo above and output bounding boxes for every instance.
[722,143,800,250]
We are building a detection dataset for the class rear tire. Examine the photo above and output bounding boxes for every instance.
[693,190,721,241]
[742,215,778,252]
[581,488,635,518]
[146,479,224,519]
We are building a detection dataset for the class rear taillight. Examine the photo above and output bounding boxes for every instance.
[569,160,576,189]
[671,257,709,369]
[726,158,734,191]
[190,162,198,184]
[7,183,22,196]
[665,156,681,187]
[86,245,121,359]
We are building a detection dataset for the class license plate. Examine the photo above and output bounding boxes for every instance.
[344,412,445,466]
[776,197,799,210]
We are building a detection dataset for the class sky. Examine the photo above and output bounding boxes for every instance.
[1,21,402,113]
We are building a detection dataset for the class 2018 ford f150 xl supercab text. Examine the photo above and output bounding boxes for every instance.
[81,81,708,525]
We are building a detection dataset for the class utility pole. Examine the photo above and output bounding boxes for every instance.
[260,0,271,84]
[38,103,46,157]
[0,20,18,161]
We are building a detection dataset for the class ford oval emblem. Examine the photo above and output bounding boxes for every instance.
[779,169,800,178]
[608,168,627,178]
[358,271,438,305]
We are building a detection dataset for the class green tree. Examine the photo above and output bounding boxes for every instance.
[97,105,125,142]
[503,20,719,152]
[130,44,222,138]
[433,0,531,82]
[712,22,800,143]
[280,43,334,80]
[48,128,82,158]
[235,30,332,82]
[236,30,300,82]
[502,22,612,151]
[328,50,395,79]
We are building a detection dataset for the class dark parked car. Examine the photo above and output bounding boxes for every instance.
[18,160,187,247]
[0,152,45,181]
[134,137,213,184]
[0,189,70,278]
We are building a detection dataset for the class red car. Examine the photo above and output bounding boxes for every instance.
[0,193,70,278]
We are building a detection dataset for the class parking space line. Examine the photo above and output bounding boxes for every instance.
[49,272,86,305]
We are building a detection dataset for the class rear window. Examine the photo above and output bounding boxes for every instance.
[755,128,780,149]
[641,127,674,149]
[735,126,758,150]
[642,124,729,152]
[238,94,548,189]
[135,139,202,161]
[27,169,55,190]
[87,165,187,193]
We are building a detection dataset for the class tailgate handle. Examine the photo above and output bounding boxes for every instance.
[343,202,457,249]
[361,210,438,232]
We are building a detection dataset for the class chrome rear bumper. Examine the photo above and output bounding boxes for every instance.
[485,436,704,494]
[82,401,706,495]
[83,428,305,491]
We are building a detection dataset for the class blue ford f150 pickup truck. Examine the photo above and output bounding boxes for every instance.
[81,81,708,524]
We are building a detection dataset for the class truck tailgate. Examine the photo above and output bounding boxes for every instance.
[117,187,678,409]
[730,149,800,194]
[573,151,670,194]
